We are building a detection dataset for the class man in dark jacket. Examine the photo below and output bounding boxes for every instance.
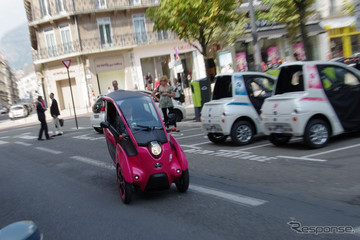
[36,96,52,140]
[50,93,63,136]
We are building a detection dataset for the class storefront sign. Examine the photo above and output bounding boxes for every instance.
[218,50,234,73]
[94,56,124,73]
[236,52,248,71]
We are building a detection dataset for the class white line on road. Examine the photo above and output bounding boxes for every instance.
[276,155,327,162]
[240,143,272,151]
[0,130,9,133]
[35,147,62,155]
[15,141,32,146]
[179,128,202,132]
[191,141,210,147]
[190,184,267,207]
[0,140,9,145]
[302,143,360,158]
[18,135,37,139]
[70,156,115,170]
[354,226,360,236]
[175,133,204,140]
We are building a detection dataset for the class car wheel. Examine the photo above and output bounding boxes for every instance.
[172,109,183,122]
[230,120,254,145]
[94,127,103,134]
[304,119,330,149]
[269,133,291,146]
[208,133,227,143]
[117,165,133,204]
[175,169,189,193]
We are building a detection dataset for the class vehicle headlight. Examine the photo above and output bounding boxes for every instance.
[149,141,162,156]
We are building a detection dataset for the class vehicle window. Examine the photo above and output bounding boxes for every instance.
[11,106,23,110]
[318,65,360,90]
[245,77,274,97]
[106,101,117,127]
[212,75,232,100]
[275,65,304,94]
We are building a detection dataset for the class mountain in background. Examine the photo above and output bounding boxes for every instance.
[0,23,33,71]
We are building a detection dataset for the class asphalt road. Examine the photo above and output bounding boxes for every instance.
[1,116,359,239]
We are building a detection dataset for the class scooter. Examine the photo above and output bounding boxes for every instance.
[100,90,189,204]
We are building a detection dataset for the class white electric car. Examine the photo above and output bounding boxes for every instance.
[261,61,360,148]
[201,72,276,145]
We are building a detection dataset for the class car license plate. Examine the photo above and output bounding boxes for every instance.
[94,115,99,119]
[274,125,283,133]
[209,126,216,133]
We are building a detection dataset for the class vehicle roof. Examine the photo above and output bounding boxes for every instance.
[104,90,149,102]
[279,60,350,68]
[215,71,276,79]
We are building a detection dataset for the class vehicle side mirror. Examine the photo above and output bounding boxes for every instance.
[100,121,110,129]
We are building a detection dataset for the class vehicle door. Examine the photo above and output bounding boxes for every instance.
[317,65,360,131]
[244,75,275,114]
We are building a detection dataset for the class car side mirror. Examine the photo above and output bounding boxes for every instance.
[100,121,110,129]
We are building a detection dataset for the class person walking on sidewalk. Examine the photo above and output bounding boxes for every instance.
[152,75,174,128]
[50,93,63,136]
[36,96,52,141]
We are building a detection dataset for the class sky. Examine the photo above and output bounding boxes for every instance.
[0,0,28,39]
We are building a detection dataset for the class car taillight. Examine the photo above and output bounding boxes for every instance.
[101,106,105,112]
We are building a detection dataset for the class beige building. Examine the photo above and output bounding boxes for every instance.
[24,0,206,109]
[0,54,19,107]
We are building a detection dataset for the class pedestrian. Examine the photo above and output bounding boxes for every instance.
[36,96,52,141]
[50,93,63,136]
[112,80,119,91]
[173,79,184,104]
[152,75,174,128]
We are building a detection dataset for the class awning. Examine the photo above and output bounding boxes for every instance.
[321,16,356,29]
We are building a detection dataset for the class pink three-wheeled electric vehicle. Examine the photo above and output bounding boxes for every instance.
[100,90,189,204]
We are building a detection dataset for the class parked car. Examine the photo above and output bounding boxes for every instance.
[90,95,106,133]
[0,106,9,114]
[201,72,276,145]
[8,105,29,120]
[261,61,360,148]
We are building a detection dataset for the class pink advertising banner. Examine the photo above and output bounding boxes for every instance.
[293,42,306,60]
[236,52,248,71]
[267,46,279,66]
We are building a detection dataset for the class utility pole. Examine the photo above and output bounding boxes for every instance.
[249,0,262,72]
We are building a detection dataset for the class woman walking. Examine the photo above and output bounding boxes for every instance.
[152,75,174,128]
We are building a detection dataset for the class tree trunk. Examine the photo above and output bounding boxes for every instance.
[298,1,313,60]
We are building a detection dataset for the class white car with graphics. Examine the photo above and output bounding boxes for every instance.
[201,72,276,145]
[261,61,360,148]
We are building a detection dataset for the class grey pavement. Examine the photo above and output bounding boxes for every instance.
[0,103,201,131]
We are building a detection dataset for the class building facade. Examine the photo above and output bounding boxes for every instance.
[0,54,19,107]
[24,0,206,109]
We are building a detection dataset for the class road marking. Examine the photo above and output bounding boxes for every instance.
[71,127,93,130]
[178,128,201,132]
[70,156,115,170]
[354,226,360,236]
[35,147,62,155]
[18,135,37,139]
[15,141,32,146]
[73,134,105,141]
[190,184,267,207]
[191,141,210,147]
[240,143,272,150]
[175,133,204,140]
[276,155,327,162]
[0,136,10,139]
[302,143,360,158]
[0,140,9,145]
[0,130,9,133]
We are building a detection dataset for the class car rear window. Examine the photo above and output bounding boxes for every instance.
[275,65,304,94]
[93,97,104,113]
[11,106,23,110]
[212,75,232,100]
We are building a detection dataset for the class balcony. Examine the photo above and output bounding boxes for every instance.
[28,0,159,23]
[32,30,178,62]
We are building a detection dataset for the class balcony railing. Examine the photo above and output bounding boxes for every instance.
[29,0,159,23]
[33,30,178,61]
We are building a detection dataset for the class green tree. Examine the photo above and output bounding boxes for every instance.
[342,0,355,16]
[258,0,315,60]
[146,0,242,80]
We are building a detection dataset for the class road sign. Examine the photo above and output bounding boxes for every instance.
[62,59,72,69]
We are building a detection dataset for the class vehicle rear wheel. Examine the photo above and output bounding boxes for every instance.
[208,133,227,143]
[269,133,291,146]
[94,127,103,133]
[172,109,183,122]
[304,119,330,149]
[175,169,189,193]
[117,166,133,204]
[230,120,254,145]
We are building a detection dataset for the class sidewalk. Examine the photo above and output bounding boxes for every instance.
[0,103,201,131]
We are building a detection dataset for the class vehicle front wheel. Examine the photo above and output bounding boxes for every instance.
[230,120,254,145]
[94,127,103,134]
[269,133,291,146]
[303,119,330,149]
[175,169,189,193]
[117,166,133,204]
[208,133,227,144]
